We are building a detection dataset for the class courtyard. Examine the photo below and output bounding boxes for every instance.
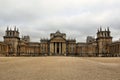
[0,57,120,80]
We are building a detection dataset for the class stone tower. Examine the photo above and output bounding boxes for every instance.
[3,27,20,56]
[96,27,112,56]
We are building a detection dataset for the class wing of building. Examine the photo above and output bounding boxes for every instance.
[0,27,120,57]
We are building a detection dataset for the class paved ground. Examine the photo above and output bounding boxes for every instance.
[0,57,120,80]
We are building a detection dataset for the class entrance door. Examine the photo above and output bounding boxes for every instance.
[57,43,59,55]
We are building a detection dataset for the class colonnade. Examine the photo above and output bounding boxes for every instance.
[54,42,62,55]
[50,42,66,55]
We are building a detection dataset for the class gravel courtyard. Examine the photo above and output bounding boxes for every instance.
[0,57,120,80]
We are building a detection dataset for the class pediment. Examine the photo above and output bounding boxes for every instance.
[50,36,66,42]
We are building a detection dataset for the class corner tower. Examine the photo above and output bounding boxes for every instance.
[3,26,20,56]
[96,27,112,56]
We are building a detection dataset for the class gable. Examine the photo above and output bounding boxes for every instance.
[50,36,66,42]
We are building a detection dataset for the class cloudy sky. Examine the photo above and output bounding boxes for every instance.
[0,0,120,42]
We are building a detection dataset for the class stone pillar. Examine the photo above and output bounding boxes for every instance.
[54,42,55,54]
[61,43,62,54]
[59,42,61,54]
[119,44,120,55]
[55,43,57,54]
[62,43,66,55]
[52,43,54,55]
[50,43,54,55]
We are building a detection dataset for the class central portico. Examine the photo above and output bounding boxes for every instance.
[49,30,66,55]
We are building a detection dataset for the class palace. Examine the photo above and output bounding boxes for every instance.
[0,27,120,57]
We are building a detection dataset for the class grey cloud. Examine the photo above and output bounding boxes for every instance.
[0,0,120,42]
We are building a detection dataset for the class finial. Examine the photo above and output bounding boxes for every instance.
[100,27,102,31]
[7,26,9,31]
[56,30,60,33]
[14,26,16,31]
[17,28,19,32]
[107,27,109,31]
[98,28,99,32]
[10,28,12,31]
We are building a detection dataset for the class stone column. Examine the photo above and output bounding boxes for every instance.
[52,43,54,55]
[53,42,55,54]
[61,42,62,54]
[55,43,57,54]
[59,42,61,55]
[50,43,54,55]
[62,43,66,55]
[119,44,120,54]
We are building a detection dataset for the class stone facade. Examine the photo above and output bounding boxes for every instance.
[109,41,120,57]
[0,27,120,57]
